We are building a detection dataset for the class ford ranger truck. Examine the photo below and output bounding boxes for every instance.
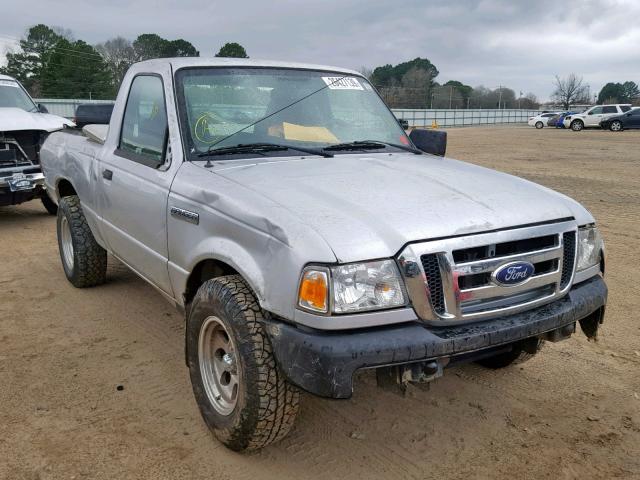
[0,74,73,213]
[40,59,607,452]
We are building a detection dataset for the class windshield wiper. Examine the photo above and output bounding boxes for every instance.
[198,142,333,158]
[323,140,422,154]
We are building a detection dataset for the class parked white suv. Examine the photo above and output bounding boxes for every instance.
[563,104,633,131]
[528,112,560,129]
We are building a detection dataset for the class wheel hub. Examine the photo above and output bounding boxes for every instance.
[60,215,74,270]
[198,316,240,416]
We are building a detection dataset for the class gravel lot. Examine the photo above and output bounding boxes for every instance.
[1,126,639,479]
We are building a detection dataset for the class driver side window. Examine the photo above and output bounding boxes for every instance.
[119,75,168,168]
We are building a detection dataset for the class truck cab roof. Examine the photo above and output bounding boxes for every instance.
[131,57,362,77]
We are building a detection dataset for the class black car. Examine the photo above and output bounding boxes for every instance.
[73,103,114,128]
[600,108,640,131]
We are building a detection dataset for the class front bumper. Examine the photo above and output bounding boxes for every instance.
[265,276,607,398]
[0,168,46,206]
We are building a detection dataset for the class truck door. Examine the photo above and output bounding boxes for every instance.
[97,73,175,295]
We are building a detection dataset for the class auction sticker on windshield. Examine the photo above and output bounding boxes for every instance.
[322,77,364,90]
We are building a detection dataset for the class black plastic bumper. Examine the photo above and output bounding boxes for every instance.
[264,276,607,399]
[0,187,43,207]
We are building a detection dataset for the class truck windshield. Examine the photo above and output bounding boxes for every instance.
[0,79,37,111]
[175,67,409,159]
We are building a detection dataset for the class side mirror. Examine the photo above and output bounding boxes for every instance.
[37,103,49,114]
[409,129,447,157]
[398,118,409,130]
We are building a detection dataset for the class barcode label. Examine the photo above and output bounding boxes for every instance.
[322,77,364,90]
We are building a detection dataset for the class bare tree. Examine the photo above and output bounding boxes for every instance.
[95,37,137,90]
[520,92,539,109]
[398,67,432,108]
[552,74,589,109]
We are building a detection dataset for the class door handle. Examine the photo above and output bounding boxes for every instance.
[102,169,113,181]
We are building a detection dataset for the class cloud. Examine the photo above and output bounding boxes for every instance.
[1,0,638,99]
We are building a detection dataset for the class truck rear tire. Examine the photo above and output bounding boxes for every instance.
[56,195,107,288]
[476,338,544,369]
[41,193,58,215]
[186,275,299,451]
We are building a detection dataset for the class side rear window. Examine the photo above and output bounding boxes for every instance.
[119,75,168,167]
[621,105,631,112]
[602,106,617,114]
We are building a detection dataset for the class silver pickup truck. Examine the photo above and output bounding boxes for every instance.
[41,58,608,452]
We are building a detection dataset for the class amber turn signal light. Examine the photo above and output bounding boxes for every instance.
[298,269,328,313]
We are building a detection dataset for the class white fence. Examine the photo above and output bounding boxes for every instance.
[391,109,542,128]
[34,98,542,127]
[34,98,115,119]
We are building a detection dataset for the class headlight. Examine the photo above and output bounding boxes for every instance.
[331,260,406,313]
[298,260,406,314]
[576,226,603,271]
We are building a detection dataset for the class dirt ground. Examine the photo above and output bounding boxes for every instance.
[1,126,639,480]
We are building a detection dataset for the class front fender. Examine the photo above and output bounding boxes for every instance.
[168,236,266,307]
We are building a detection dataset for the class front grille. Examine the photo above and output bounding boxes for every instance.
[420,254,445,314]
[561,231,576,289]
[452,234,557,262]
[400,220,578,324]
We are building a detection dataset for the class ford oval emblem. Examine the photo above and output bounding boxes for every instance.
[493,261,535,286]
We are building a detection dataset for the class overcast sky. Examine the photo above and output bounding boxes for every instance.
[1,0,639,101]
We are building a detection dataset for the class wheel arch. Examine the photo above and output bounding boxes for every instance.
[56,177,78,200]
[184,258,241,307]
[182,257,265,368]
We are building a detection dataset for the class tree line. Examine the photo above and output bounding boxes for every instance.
[366,58,639,110]
[365,57,539,109]
[0,24,248,99]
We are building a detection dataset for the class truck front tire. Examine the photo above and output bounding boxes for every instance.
[476,338,544,369]
[187,275,299,451]
[56,195,107,288]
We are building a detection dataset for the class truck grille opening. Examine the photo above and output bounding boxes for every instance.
[420,254,446,314]
[461,284,557,315]
[452,234,557,263]
[561,231,576,289]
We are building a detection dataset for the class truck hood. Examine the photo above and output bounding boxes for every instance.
[209,153,593,262]
[0,108,74,133]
